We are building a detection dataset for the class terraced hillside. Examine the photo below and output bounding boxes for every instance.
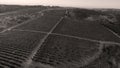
[0,5,120,68]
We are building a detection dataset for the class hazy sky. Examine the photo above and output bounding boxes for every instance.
[0,0,120,9]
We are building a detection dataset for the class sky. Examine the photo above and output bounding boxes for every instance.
[0,0,120,9]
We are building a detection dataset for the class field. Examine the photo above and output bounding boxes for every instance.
[0,4,120,68]
[0,6,47,32]
[13,10,66,32]
[0,30,46,68]
[52,17,120,43]
[32,34,100,68]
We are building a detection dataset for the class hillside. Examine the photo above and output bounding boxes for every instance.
[0,5,120,68]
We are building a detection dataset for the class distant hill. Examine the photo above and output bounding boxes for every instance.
[0,4,60,13]
[72,8,120,36]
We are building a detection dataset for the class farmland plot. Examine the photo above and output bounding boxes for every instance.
[52,17,120,43]
[0,30,46,68]
[0,7,47,32]
[0,6,120,68]
[13,10,66,32]
[32,34,100,68]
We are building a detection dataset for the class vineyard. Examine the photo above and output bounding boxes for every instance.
[0,5,120,68]
[52,17,120,43]
[0,30,46,68]
[14,10,66,32]
[33,34,100,68]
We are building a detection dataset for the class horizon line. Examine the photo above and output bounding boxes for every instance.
[0,3,120,10]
